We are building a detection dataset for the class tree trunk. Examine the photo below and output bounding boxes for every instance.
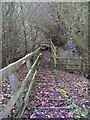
[20,3,28,55]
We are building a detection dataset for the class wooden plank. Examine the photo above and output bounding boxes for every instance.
[8,72,23,110]
[59,63,81,66]
[34,98,66,101]
[80,59,84,73]
[51,43,57,68]
[51,45,57,58]
[0,53,41,119]
[0,47,40,82]
[51,41,56,51]
[57,68,80,71]
[57,57,83,60]
[26,59,31,71]
[19,70,38,117]
[30,106,71,110]
[8,72,20,92]
[41,43,50,47]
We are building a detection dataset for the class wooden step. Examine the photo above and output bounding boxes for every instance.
[30,106,71,110]
[35,80,60,82]
[34,98,66,101]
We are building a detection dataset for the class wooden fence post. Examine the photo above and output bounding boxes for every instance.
[8,71,23,110]
[51,42,57,68]
[26,59,31,71]
[80,58,84,74]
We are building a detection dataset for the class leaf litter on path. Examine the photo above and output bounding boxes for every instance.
[1,50,88,118]
[23,50,88,119]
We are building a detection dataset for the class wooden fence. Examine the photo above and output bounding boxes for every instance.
[57,57,83,73]
[0,47,41,119]
[50,41,83,73]
[51,41,57,68]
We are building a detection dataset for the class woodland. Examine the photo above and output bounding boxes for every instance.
[0,2,89,119]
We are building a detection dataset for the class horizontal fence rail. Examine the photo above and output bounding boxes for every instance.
[41,42,50,47]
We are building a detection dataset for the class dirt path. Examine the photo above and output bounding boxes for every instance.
[22,50,89,119]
